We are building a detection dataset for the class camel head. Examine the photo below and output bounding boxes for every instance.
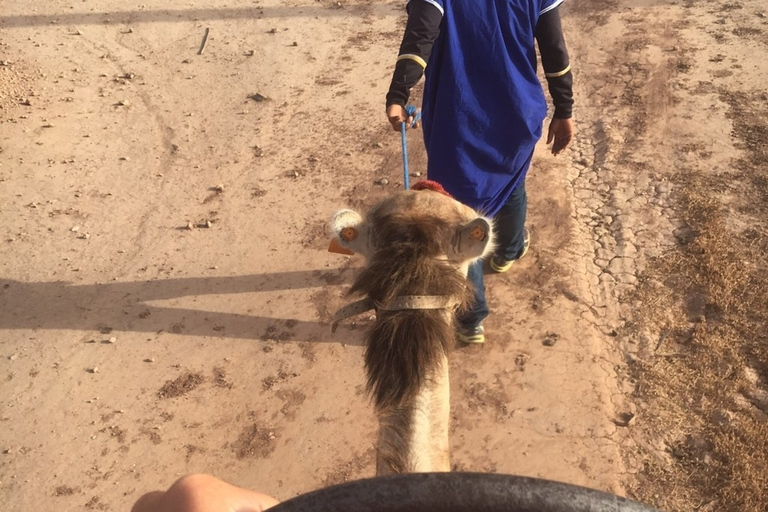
[330,185,494,275]
[329,183,495,414]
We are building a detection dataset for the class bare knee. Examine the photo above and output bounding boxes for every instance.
[131,491,165,512]
[169,473,219,493]
[132,473,277,512]
[165,474,220,510]
[132,474,218,512]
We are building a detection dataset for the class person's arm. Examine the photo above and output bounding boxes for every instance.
[535,6,574,155]
[535,6,573,119]
[385,0,442,130]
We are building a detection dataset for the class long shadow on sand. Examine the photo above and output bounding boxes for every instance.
[0,268,364,345]
[0,4,396,29]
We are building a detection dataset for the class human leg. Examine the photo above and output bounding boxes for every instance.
[490,181,529,272]
[457,260,488,343]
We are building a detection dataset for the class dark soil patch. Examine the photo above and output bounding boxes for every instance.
[323,448,375,487]
[100,425,126,444]
[185,444,205,461]
[233,422,278,459]
[140,427,162,445]
[157,372,205,399]
[54,485,80,496]
[213,367,233,389]
[298,342,317,363]
[261,324,293,342]
[261,369,297,391]
[276,389,306,419]
[85,496,109,510]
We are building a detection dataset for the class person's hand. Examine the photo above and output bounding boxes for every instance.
[546,117,574,156]
[131,474,279,512]
[387,104,420,132]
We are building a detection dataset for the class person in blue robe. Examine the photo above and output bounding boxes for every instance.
[386,0,574,343]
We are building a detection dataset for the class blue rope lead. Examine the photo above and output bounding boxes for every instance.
[400,105,421,190]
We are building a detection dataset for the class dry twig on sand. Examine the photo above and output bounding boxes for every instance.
[198,27,210,55]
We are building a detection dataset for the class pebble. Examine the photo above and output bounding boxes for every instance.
[106,337,116,344]
[42,123,54,128]
[612,411,636,427]
[88,367,99,373]
[249,93,268,102]
[375,178,389,186]
[70,226,80,232]
[119,156,129,161]
[374,142,383,148]
[542,334,558,347]
[412,171,422,177]
[245,50,255,57]
[8,354,17,361]
[116,100,130,107]
[186,222,194,230]
[144,358,154,363]
[76,29,83,35]
[214,184,224,192]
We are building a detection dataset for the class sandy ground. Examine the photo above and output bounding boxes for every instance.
[1,0,766,510]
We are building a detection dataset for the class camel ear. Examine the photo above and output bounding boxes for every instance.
[453,218,493,261]
[329,209,370,256]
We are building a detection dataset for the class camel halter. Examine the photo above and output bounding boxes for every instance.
[331,295,460,333]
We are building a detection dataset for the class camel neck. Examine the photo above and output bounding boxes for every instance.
[376,353,451,475]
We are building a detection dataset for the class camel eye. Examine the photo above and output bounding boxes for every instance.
[469,225,487,241]
[340,227,358,242]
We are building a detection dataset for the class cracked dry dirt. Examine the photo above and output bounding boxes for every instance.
[1,0,767,511]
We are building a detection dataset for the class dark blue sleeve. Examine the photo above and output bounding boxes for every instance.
[536,6,573,118]
[386,0,443,107]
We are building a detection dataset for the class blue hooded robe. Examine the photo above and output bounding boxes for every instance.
[419,0,564,217]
